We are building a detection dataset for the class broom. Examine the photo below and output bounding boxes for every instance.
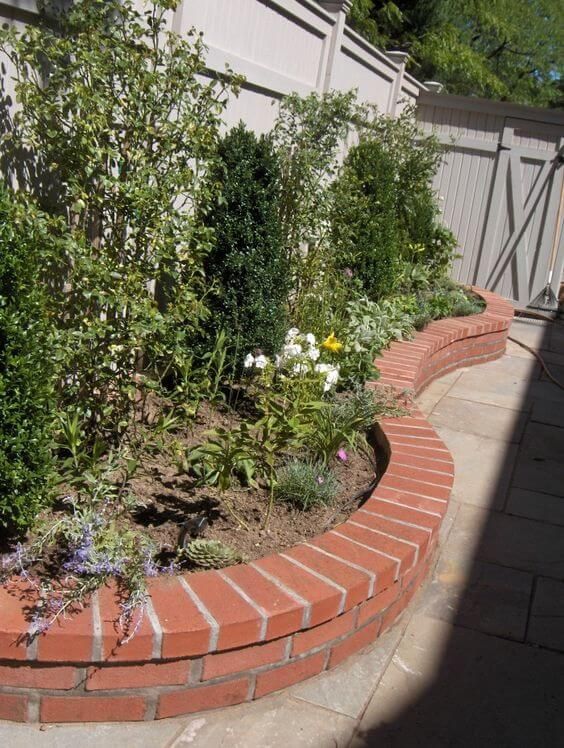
[528,174,564,312]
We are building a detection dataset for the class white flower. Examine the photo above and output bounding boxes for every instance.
[243,353,255,368]
[292,363,308,375]
[275,354,282,368]
[282,342,302,359]
[254,354,268,369]
[315,363,339,391]
[285,327,300,343]
[315,363,330,374]
[307,347,320,361]
[305,333,316,346]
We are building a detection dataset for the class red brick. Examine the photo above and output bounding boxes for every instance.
[255,651,326,697]
[378,474,451,501]
[388,450,454,475]
[149,576,212,658]
[373,486,447,516]
[85,659,189,690]
[157,678,249,719]
[253,555,342,628]
[335,522,415,575]
[0,581,33,660]
[383,423,441,440]
[37,602,94,663]
[222,565,303,640]
[186,571,263,651]
[384,439,451,461]
[283,545,371,610]
[354,510,431,557]
[98,584,154,663]
[363,497,442,533]
[386,463,453,488]
[328,620,380,669]
[311,533,396,594]
[0,663,76,690]
[291,609,356,657]
[0,692,28,722]
[358,584,400,626]
[202,638,287,680]
[380,588,416,633]
[401,556,431,591]
[40,695,146,723]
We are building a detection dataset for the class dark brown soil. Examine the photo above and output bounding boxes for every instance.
[128,401,378,565]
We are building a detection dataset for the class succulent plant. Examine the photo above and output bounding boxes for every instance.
[180,539,242,569]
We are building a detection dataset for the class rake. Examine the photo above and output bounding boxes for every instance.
[528,169,564,313]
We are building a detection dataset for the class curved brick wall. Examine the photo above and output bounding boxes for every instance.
[0,287,513,723]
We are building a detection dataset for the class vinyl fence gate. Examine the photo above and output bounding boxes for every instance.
[417,93,564,308]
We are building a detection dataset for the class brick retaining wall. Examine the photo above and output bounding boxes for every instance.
[0,287,513,723]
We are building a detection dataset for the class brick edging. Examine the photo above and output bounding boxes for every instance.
[0,287,513,723]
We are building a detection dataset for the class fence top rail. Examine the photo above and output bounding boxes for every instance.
[419,91,564,127]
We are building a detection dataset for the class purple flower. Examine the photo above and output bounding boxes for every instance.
[336,448,348,462]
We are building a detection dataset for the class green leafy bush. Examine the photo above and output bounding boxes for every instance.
[275,461,340,511]
[0,189,57,530]
[203,124,289,366]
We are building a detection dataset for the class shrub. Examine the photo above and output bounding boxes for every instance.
[1,0,238,443]
[275,461,340,511]
[0,189,57,531]
[203,124,289,366]
[331,137,401,300]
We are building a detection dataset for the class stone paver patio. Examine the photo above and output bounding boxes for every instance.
[2,317,563,747]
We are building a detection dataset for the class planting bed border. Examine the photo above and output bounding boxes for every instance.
[0,287,513,724]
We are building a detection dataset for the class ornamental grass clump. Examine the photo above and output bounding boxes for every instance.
[275,461,340,511]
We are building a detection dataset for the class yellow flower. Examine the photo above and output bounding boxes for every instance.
[321,333,343,353]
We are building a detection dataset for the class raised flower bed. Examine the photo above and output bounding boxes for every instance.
[0,288,513,723]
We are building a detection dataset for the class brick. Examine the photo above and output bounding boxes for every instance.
[37,601,94,663]
[358,584,400,626]
[354,510,431,557]
[0,663,76,690]
[363,497,442,533]
[380,587,418,634]
[0,692,28,722]
[98,584,154,663]
[186,571,263,651]
[0,581,32,661]
[221,565,303,640]
[157,678,249,719]
[40,695,146,723]
[311,533,396,594]
[291,609,356,657]
[253,555,342,628]
[283,544,371,610]
[386,463,453,488]
[373,486,448,516]
[202,638,287,680]
[379,474,451,501]
[255,651,326,697]
[328,620,380,669]
[388,450,454,475]
[86,659,189,690]
[335,522,415,575]
[149,576,212,658]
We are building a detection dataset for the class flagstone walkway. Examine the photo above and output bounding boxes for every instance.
[2,317,563,747]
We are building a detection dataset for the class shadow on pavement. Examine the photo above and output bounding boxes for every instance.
[355,316,564,748]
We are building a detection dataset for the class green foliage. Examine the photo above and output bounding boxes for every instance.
[274,461,340,511]
[0,0,239,443]
[306,399,370,466]
[0,188,57,531]
[331,108,450,302]
[348,1,563,107]
[203,124,289,367]
[179,539,243,569]
[331,389,381,433]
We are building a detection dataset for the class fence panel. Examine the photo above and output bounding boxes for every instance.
[418,93,564,307]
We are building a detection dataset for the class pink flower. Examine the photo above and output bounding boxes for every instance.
[337,448,348,462]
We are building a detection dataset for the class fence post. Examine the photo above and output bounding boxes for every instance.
[385,50,409,116]
[318,1,352,92]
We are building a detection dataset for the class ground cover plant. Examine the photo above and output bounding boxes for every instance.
[0,0,483,640]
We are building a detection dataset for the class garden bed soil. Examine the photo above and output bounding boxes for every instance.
[129,401,378,565]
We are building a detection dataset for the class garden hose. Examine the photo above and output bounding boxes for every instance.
[507,335,564,391]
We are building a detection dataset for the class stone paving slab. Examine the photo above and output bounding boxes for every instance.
[527,577,564,652]
[430,396,528,443]
[351,613,564,748]
[506,487,564,526]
